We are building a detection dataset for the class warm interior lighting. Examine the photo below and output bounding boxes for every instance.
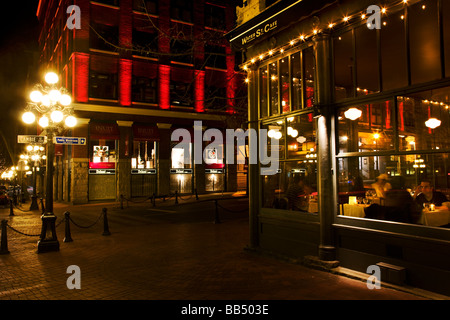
[344,108,362,120]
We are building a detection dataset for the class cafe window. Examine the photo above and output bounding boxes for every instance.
[409,0,441,85]
[262,160,318,212]
[269,61,279,115]
[397,87,450,152]
[259,66,268,118]
[132,141,156,169]
[380,9,407,91]
[261,120,285,161]
[334,30,354,100]
[291,52,302,111]
[132,76,157,103]
[355,24,379,96]
[89,71,118,100]
[90,22,118,52]
[280,57,289,113]
[286,114,316,159]
[303,47,315,108]
[336,87,450,227]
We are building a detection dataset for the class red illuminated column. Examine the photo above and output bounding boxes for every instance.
[226,46,236,114]
[73,52,90,103]
[119,59,132,106]
[195,70,205,113]
[159,65,171,109]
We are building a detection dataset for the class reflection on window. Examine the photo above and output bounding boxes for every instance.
[261,121,285,161]
[303,47,315,108]
[280,57,289,113]
[291,52,302,111]
[397,87,450,152]
[262,161,318,212]
[338,101,395,153]
[269,62,279,115]
[170,39,193,64]
[286,114,316,159]
[132,141,156,169]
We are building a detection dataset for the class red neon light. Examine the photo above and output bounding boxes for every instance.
[73,53,89,103]
[399,101,404,131]
[119,59,132,106]
[195,70,205,112]
[385,101,391,129]
[159,65,170,109]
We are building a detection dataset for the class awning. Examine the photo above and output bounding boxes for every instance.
[133,124,160,141]
[90,122,120,140]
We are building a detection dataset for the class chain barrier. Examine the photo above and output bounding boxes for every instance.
[4,216,65,238]
[67,211,104,229]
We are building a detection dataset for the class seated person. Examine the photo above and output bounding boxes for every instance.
[413,181,449,209]
[384,181,421,224]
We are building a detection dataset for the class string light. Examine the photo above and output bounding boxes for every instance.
[241,0,420,78]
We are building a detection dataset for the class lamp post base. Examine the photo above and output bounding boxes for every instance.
[37,213,60,253]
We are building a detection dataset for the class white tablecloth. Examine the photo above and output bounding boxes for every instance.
[340,204,368,218]
[419,209,450,227]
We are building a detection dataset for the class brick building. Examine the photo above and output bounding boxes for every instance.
[35,0,247,203]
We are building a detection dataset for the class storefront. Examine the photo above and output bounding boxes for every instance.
[131,124,159,197]
[228,0,450,295]
[170,127,194,194]
[88,121,119,201]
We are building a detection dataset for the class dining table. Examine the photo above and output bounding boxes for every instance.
[340,203,368,218]
[418,207,450,227]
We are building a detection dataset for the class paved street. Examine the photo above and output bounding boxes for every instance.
[0,192,446,312]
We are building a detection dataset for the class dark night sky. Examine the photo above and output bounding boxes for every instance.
[0,1,40,166]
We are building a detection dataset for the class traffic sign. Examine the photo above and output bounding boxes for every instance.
[17,135,46,144]
[53,137,86,145]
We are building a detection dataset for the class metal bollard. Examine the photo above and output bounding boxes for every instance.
[120,194,124,210]
[102,208,111,236]
[40,198,45,214]
[214,199,221,224]
[9,199,14,216]
[195,188,199,200]
[153,193,156,207]
[0,220,9,255]
[63,211,73,243]
[175,191,178,204]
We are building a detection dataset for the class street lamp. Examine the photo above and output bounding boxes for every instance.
[22,71,77,253]
[22,145,46,210]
